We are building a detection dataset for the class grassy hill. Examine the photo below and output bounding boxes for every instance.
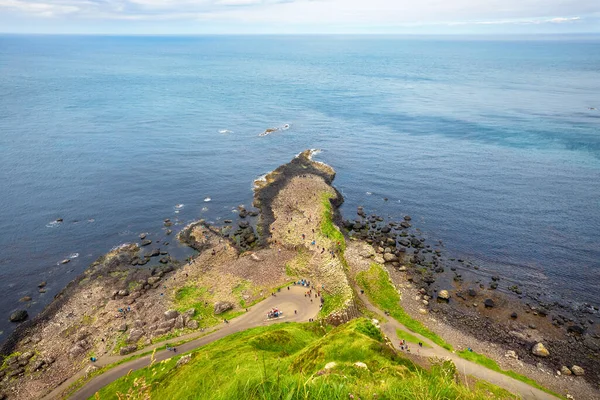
[95,319,517,400]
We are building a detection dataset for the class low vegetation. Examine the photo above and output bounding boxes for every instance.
[457,350,563,399]
[320,193,345,252]
[172,285,243,328]
[96,319,516,400]
[356,263,453,350]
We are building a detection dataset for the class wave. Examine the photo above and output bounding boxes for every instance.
[218,129,233,134]
[46,221,60,228]
[204,197,211,202]
[69,253,79,259]
[201,207,209,212]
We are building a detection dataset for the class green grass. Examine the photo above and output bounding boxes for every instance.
[318,291,346,317]
[94,319,516,400]
[172,285,241,328]
[320,193,345,252]
[396,328,431,348]
[457,350,564,399]
[356,263,453,351]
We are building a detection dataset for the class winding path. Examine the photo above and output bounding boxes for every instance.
[356,290,559,400]
[43,285,320,400]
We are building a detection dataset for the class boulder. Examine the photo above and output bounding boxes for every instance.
[119,345,137,356]
[139,233,147,239]
[164,310,179,320]
[141,239,152,246]
[149,248,160,257]
[383,253,397,262]
[510,312,518,319]
[127,329,145,344]
[118,323,128,332]
[176,354,191,367]
[187,320,199,330]
[560,366,572,375]
[174,315,185,329]
[214,301,234,315]
[158,319,176,330]
[571,365,584,376]
[505,350,518,360]
[30,359,45,371]
[117,289,129,297]
[484,299,495,308]
[18,351,34,362]
[567,325,585,335]
[438,290,450,301]
[19,296,32,302]
[468,288,477,297]
[10,310,28,322]
[147,276,161,285]
[532,343,549,357]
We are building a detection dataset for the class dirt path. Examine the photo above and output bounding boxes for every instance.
[356,290,558,400]
[43,285,320,400]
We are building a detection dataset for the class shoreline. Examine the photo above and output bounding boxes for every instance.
[0,150,598,399]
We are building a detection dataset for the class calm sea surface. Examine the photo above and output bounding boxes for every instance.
[1,35,599,337]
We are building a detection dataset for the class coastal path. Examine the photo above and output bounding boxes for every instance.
[42,285,320,400]
[355,288,559,400]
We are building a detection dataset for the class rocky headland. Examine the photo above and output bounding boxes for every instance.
[0,150,598,400]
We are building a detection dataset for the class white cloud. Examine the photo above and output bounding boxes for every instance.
[0,0,596,29]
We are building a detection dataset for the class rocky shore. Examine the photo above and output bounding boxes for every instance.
[1,149,598,399]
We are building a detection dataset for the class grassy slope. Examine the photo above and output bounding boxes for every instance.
[356,263,453,350]
[355,263,561,399]
[94,319,517,400]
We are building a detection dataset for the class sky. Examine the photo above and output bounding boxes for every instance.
[0,0,599,35]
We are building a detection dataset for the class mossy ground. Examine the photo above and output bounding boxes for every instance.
[94,319,517,400]
[356,263,453,350]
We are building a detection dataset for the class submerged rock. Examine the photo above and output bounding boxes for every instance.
[9,310,28,322]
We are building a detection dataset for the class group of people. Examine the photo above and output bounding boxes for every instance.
[267,308,283,319]
[116,306,132,319]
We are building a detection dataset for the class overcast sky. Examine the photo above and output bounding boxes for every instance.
[0,0,599,34]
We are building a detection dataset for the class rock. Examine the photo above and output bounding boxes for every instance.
[438,290,450,301]
[250,253,261,262]
[324,362,337,370]
[404,215,411,221]
[176,354,191,367]
[30,359,45,371]
[120,345,137,355]
[139,233,147,239]
[570,365,584,376]
[39,289,46,293]
[85,365,99,377]
[174,315,185,329]
[69,344,86,358]
[400,221,411,229]
[127,329,145,343]
[117,289,129,297]
[166,229,173,235]
[159,257,170,264]
[141,239,152,246]
[510,312,518,319]
[147,276,161,285]
[418,308,428,315]
[187,320,199,330]
[19,296,32,302]
[532,343,549,357]
[505,350,518,360]
[214,301,234,315]
[354,361,368,369]
[18,351,34,362]
[383,253,397,262]
[489,282,498,290]
[468,288,477,297]
[9,310,28,322]
[118,323,128,332]
[567,325,585,335]
[149,248,160,257]
[61,259,70,264]
[164,310,179,320]
[38,281,47,288]
[560,366,572,375]
[8,368,24,377]
[484,299,495,308]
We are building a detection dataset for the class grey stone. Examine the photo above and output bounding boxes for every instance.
[214,301,234,315]
[119,345,137,355]
[164,310,179,320]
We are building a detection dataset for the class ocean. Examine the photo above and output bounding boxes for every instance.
[1,34,599,337]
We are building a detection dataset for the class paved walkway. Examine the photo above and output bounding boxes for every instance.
[43,285,320,400]
[356,290,558,400]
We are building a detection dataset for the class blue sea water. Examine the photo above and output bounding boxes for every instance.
[1,35,599,337]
